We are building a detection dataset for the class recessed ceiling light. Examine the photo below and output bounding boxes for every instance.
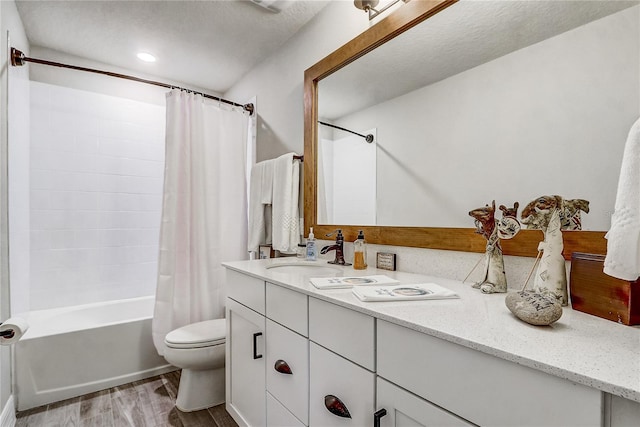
[137,52,156,63]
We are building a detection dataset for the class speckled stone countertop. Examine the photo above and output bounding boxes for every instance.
[222,258,640,403]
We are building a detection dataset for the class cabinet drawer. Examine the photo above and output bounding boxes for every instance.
[377,320,602,427]
[266,282,308,336]
[309,342,375,427]
[267,392,306,427]
[266,319,309,424]
[376,377,472,427]
[226,269,265,314]
[309,297,374,370]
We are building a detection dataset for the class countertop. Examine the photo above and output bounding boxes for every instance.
[222,258,640,403]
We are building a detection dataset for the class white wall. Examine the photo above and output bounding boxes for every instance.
[29,82,165,310]
[333,5,639,230]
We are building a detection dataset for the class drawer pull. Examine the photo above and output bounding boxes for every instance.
[274,359,292,374]
[324,395,351,419]
[252,332,263,359]
[374,408,387,427]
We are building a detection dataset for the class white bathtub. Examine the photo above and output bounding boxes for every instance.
[15,296,176,410]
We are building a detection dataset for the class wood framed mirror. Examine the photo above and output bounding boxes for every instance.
[304,0,619,258]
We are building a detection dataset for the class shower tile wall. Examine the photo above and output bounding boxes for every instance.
[29,82,165,310]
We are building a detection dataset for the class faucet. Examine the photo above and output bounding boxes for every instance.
[320,229,352,266]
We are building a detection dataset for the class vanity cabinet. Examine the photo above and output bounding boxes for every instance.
[309,342,375,426]
[226,298,266,427]
[224,265,639,427]
[376,377,472,427]
[266,319,308,424]
[376,320,602,427]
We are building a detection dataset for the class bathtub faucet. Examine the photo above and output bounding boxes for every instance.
[320,229,351,266]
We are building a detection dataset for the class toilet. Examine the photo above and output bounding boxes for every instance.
[163,319,226,412]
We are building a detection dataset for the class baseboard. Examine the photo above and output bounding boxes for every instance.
[0,395,16,427]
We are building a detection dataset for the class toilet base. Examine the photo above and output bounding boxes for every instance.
[175,367,225,412]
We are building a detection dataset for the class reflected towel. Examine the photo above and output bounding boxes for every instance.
[604,117,640,280]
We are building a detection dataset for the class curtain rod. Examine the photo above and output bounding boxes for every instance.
[318,121,374,143]
[11,48,254,115]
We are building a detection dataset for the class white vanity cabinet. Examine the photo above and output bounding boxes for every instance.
[309,342,375,426]
[224,263,640,427]
[376,320,602,427]
[226,298,266,427]
[308,297,376,426]
[227,269,311,427]
[376,377,472,427]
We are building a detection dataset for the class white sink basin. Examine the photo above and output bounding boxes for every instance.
[266,262,341,276]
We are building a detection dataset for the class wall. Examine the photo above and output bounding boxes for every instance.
[29,81,165,310]
[332,5,639,230]
[1,0,29,418]
[224,0,570,286]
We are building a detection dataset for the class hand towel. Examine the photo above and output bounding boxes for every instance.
[352,283,459,302]
[271,153,300,253]
[604,117,640,281]
[310,275,400,290]
[247,159,275,252]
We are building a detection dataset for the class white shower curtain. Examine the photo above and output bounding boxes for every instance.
[153,90,249,355]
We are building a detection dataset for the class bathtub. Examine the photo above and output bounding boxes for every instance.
[14,296,176,410]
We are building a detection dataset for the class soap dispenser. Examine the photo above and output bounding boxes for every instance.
[353,230,367,270]
[306,227,317,261]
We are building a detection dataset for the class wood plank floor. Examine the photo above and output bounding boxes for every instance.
[16,371,238,427]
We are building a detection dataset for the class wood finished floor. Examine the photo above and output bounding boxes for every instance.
[15,371,238,427]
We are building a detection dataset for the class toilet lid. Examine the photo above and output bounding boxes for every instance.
[164,319,226,349]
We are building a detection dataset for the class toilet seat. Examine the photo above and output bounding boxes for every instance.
[165,319,226,349]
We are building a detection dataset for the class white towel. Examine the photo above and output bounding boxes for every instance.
[310,275,400,290]
[272,153,300,253]
[352,283,459,302]
[247,159,275,252]
[604,117,640,281]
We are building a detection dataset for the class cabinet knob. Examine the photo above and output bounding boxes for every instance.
[274,359,292,374]
[324,394,351,419]
[374,408,387,427]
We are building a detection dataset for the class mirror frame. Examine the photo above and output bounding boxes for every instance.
[304,0,607,259]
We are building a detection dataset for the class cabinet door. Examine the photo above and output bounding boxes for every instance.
[309,342,374,427]
[376,378,473,427]
[266,319,309,424]
[267,392,306,427]
[226,298,266,427]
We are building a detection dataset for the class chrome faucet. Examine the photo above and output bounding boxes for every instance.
[320,229,352,266]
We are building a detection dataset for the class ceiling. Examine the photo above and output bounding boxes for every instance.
[16,0,329,94]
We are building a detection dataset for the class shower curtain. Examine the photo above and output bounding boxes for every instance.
[152,89,249,355]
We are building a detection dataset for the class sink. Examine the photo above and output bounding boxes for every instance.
[266,262,341,276]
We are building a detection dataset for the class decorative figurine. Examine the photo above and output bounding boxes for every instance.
[520,195,589,305]
[505,249,563,326]
[468,201,521,293]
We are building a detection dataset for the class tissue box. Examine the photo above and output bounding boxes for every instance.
[569,252,640,325]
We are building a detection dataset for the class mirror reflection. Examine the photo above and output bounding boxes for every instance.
[317,0,639,230]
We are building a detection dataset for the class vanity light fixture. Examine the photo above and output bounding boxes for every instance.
[136,52,156,63]
[354,0,410,20]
